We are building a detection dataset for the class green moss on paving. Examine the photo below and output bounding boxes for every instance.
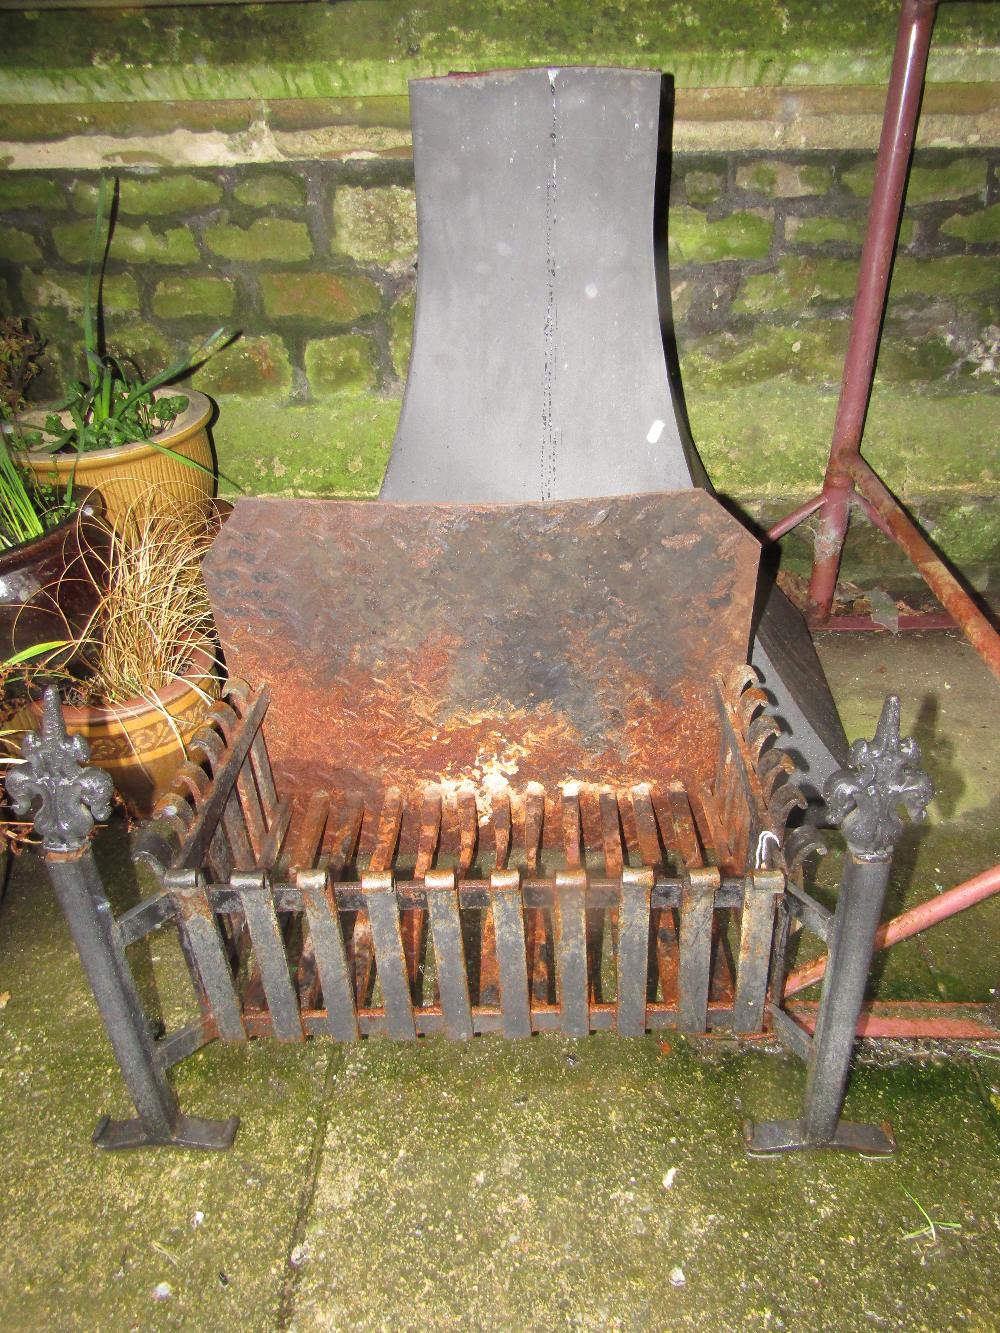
[212,393,398,496]
[0,843,334,1331]
[686,382,1000,497]
[291,1036,999,1330]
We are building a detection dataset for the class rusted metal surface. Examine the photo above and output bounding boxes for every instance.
[204,493,759,854]
[136,667,801,1046]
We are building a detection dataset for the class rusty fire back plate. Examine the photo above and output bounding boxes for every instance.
[204,493,759,848]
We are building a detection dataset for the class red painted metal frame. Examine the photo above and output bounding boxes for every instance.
[783,862,1000,1001]
[764,0,1000,680]
[762,0,1000,1041]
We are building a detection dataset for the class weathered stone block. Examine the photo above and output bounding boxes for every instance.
[668,206,772,263]
[331,185,417,264]
[890,256,997,299]
[21,268,138,316]
[940,202,1000,244]
[52,220,198,265]
[389,290,415,379]
[152,276,236,319]
[0,226,41,262]
[304,334,377,396]
[103,320,175,377]
[190,333,293,397]
[735,162,833,196]
[204,218,312,263]
[875,334,958,384]
[73,174,222,216]
[683,170,723,206]
[234,172,307,209]
[259,271,381,321]
[732,256,856,312]
[680,322,850,391]
[843,156,986,201]
[785,215,865,246]
[0,174,66,211]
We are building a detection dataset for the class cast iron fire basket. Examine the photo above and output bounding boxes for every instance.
[12,493,931,1156]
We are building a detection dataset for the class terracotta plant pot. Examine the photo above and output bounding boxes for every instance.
[0,495,110,662]
[33,640,221,820]
[20,389,216,529]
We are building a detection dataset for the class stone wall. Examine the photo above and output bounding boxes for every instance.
[1,1,999,593]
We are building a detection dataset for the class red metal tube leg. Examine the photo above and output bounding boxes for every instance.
[849,457,1000,683]
[807,0,938,622]
[783,861,1000,999]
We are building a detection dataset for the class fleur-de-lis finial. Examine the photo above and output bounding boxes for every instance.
[6,687,114,853]
[823,694,933,861]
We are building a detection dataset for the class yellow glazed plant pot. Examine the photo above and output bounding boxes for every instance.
[32,640,221,820]
[21,389,215,530]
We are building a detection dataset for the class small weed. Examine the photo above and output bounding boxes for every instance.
[901,1188,962,1245]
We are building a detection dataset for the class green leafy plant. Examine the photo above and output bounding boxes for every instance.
[0,319,74,550]
[21,177,230,468]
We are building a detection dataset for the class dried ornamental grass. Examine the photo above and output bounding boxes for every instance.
[74,497,218,708]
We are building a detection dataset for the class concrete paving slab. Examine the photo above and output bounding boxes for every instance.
[0,848,332,1331]
[288,1035,999,1332]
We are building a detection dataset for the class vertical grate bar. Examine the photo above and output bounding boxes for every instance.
[362,871,416,1040]
[236,766,267,861]
[425,870,473,1039]
[600,788,624,875]
[524,783,544,873]
[490,869,532,1037]
[616,867,653,1036]
[170,874,246,1042]
[222,791,256,872]
[457,784,479,878]
[493,790,511,871]
[299,869,358,1040]
[414,786,443,879]
[232,872,302,1041]
[664,781,703,869]
[678,867,720,1033]
[249,725,279,822]
[733,871,784,1033]
[630,785,663,869]
[555,868,589,1037]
